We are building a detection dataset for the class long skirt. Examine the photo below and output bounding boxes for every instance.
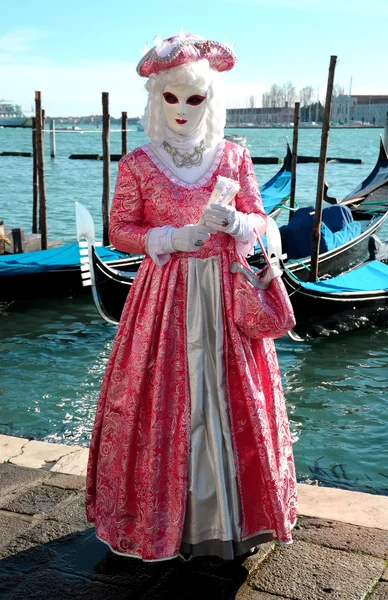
[85,250,297,561]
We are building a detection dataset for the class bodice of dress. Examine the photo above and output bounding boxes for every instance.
[109,140,266,259]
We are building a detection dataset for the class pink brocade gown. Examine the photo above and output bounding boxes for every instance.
[85,140,298,561]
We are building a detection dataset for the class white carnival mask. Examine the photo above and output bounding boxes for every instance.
[162,83,207,136]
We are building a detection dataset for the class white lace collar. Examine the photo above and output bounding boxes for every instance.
[142,141,226,190]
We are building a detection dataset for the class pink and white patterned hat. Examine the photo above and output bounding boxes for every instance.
[137,33,236,78]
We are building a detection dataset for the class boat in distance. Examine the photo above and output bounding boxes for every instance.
[224,133,247,146]
[0,100,31,128]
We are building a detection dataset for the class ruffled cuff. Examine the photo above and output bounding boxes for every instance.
[146,226,176,266]
[234,213,259,256]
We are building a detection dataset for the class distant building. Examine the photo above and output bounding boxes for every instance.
[331,95,388,126]
[226,106,295,127]
[50,115,141,125]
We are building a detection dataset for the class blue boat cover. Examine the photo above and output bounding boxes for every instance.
[318,204,354,232]
[300,260,388,294]
[0,243,130,277]
[279,205,361,260]
[260,169,291,215]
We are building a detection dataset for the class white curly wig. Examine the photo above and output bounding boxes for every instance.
[142,59,226,148]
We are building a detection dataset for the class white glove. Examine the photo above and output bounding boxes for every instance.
[203,203,249,239]
[171,224,214,252]
[147,224,214,266]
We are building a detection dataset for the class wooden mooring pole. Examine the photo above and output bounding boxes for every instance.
[102,92,110,247]
[50,118,56,158]
[289,101,300,222]
[309,56,337,283]
[121,111,127,157]
[35,91,48,250]
[32,117,39,234]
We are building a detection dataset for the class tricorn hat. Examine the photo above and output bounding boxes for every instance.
[137,33,236,78]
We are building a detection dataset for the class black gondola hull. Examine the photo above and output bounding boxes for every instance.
[283,269,388,339]
[0,267,86,301]
[0,253,143,302]
[349,182,388,220]
[91,249,140,324]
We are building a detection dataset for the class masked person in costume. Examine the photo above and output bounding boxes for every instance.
[85,33,297,562]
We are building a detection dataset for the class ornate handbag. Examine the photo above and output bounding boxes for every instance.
[230,221,296,340]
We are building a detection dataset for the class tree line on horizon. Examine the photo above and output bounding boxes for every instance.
[261,82,345,110]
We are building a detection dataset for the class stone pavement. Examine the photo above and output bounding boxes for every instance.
[0,436,387,599]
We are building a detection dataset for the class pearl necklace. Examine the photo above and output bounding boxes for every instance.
[162,139,206,168]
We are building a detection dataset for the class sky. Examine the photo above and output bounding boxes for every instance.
[1,0,387,118]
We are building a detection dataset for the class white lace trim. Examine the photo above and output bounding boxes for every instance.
[142,140,226,190]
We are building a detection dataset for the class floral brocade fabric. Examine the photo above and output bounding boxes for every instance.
[85,141,298,561]
[232,268,296,340]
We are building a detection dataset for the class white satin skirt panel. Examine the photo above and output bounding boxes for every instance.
[182,256,242,547]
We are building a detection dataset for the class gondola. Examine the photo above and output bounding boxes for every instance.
[260,141,292,219]
[249,209,388,282]
[0,241,138,302]
[283,260,388,340]
[87,244,139,324]
[75,199,388,326]
[84,220,388,339]
[324,137,388,220]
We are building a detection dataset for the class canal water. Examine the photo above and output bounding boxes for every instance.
[0,125,387,496]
